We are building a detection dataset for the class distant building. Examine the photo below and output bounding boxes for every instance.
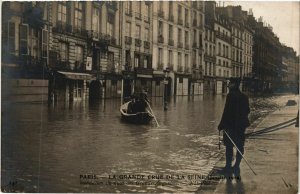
[247,14,282,92]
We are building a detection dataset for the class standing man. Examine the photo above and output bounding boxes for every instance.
[218,77,250,177]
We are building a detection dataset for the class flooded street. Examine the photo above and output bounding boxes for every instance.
[2,95,228,192]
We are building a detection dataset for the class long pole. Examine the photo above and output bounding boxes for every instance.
[223,130,257,175]
[219,131,221,150]
[146,101,160,127]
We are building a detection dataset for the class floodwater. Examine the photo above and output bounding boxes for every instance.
[2,95,227,192]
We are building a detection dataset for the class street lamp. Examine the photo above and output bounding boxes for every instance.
[163,67,170,111]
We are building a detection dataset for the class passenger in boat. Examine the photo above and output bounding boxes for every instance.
[134,92,148,112]
[127,95,136,114]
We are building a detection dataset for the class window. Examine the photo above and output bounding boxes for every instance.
[218,42,221,55]
[107,14,114,36]
[42,29,48,58]
[108,52,114,68]
[137,1,142,14]
[143,56,148,68]
[168,50,173,64]
[134,54,140,67]
[218,59,221,66]
[30,29,38,58]
[92,7,99,33]
[74,2,83,29]
[125,1,132,14]
[185,31,188,44]
[75,45,84,63]
[209,45,212,56]
[8,22,15,53]
[178,28,182,43]
[158,48,163,64]
[178,5,182,20]
[178,52,182,66]
[19,24,28,55]
[158,21,163,36]
[169,25,173,40]
[145,3,150,19]
[57,2,67,23]
[125,22,131,37]
[169,1,173,17]
[145,28,149,41]
[59,42,68,61]
[136,25,141,38]
[159,1,163,12]
[185,54,188,69]
[185,8,188,24]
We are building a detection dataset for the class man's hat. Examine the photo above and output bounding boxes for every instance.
[229,77,241,86]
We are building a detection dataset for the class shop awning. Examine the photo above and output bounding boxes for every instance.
[57,71,94,80]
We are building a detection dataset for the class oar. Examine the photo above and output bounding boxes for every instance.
[146,101,160,127]
[223,130,257,175]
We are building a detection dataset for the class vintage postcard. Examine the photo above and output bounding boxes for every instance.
[1,1,299,193]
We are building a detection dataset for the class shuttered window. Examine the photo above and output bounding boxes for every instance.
[19,24,29,55]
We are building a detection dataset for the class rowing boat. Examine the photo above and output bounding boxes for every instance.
[120,102,154,124]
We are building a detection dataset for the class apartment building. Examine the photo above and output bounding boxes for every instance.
[152,1,204,96]
[2,2,49,102]
[214,14,231,94]
[48,2,122,102]
[121,1,153,97]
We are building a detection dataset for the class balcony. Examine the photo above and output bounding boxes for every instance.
[184,66,191,73]
[158,35,164,44]
[106,1,118,12]
[178,42,183,48]
[178,19,183,25]
[185,22,189,28]
[135,38,142,47]
[192,42,197,48]
[125,36,132,45]
[215,31,231,43]
[158,10,164,18]
[144,41,150,49]
[204,53,216,63]
[144,16,150,23]
[135,12,142,20]
[125,9,133,17]
[53,22,73,34]
[135,67,153,75]
[193,19,197,27]
[168,39,174,46]
[73,26,87,37]
[168,15,174,22]
[192,64,198,70]
[167,63,174,71]
[157,63,164,70]
[177,65,183,72]
[185,44,189,50]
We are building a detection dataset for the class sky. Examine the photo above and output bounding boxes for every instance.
[223,1,300,55]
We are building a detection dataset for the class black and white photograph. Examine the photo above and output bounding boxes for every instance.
[1,1,299,193]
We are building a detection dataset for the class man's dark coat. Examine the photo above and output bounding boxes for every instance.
[219,90,250,145]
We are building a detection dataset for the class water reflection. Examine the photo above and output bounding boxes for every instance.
[2,94,227,192]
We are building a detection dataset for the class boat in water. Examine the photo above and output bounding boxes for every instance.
[120,101,154,124]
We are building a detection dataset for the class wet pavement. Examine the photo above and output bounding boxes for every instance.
[199,95,299,194]
[2,95,228,192]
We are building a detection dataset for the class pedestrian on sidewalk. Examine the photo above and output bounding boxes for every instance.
[218,77,250,177]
